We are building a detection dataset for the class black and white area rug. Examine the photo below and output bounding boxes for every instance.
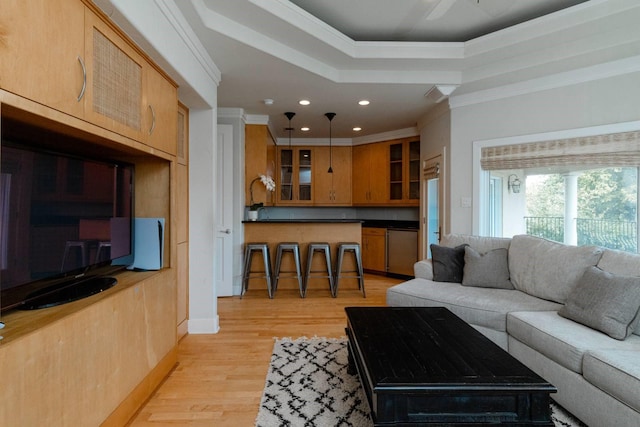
[256,337,585,427]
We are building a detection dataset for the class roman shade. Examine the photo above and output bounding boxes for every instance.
[481,131,640,170]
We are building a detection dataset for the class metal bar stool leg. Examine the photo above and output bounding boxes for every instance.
[335,243,365,298]
[274,243,303,298]
[304,243,334,297]
[241,243,273,298]
[262,245,273,299]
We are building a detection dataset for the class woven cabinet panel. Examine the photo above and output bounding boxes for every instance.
[92,28,142,130]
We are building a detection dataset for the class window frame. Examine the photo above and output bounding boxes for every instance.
[473,120,640,236]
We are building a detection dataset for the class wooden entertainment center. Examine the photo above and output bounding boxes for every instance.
[0,1,188,425]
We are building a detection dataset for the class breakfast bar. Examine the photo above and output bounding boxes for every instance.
[242,220,363,294]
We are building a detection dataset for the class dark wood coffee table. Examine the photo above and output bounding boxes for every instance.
[345,306,556,426]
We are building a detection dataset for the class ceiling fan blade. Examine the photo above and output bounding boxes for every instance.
[425,0,457,21]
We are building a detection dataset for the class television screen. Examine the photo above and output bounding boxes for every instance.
[0,141,134,311]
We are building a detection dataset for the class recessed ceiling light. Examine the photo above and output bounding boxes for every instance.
[263,98,274,105]
[358,100,370,106]
[353,127,362,132]
[301,127,310,132]
[299,99,310,106]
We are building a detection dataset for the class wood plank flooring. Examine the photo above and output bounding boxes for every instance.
[128,274,403,426]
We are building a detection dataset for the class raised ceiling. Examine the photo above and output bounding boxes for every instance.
[168,0,637,140]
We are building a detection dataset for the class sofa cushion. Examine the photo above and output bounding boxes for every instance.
[597,249,640,277]
[583,349,640,412]
[507,311,640,374]
[462,246,513,289]
[386,278,561,332]
[559,267,640,340]
[508,234,603,303]
[596,249,640,337]
[440,234,511,253]
[431,244,467,282]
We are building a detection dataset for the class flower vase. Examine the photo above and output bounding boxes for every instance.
[248,210,259,221]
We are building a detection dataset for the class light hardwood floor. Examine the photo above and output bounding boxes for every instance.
[128,274,403,426]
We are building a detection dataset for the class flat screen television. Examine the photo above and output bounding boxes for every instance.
[0,139,134,312]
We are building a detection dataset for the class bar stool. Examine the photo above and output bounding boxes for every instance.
[274,242,304,298]
[241,243,273,298]
[304,242,335,297]
[335,242,366,297]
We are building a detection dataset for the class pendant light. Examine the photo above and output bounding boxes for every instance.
[325,112,335,173]
[284,112,295,148]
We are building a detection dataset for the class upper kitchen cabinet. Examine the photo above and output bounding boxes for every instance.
[0,0,86,118]
[389,138,420,206]
[143,63,178,155]
[352,142,388,205]
[84,10,145,142]
[314,146,352,205]
[277,147,313,205]
[245,125,277,207]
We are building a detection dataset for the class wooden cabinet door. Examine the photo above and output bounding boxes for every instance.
[362,228,386,272]
[352,144,370,204]
[313,147,333,204]
[0,0,85,118]
[313,146,352,205]
[331,146,352,205]
[84,11,145,141]
[143,65,178,155]
[368,142,389,204]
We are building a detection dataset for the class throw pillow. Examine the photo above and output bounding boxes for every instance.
[430,244,467,283]
[462,246,513,289]
[558,266,640,340]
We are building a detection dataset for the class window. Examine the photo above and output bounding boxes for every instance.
[474,121,640,254]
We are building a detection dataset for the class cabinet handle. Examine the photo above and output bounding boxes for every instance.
[77,55,86,102]
[148,104,156,135]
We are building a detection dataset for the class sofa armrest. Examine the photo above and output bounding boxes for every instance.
[414,259,434,280]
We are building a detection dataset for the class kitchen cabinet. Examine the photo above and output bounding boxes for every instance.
[314,146,352,205]
[143,64,178,155]
[0,0,86,118]
[277,147,313,205]
[389,139,420,206]
[352,142,388,205]
[362,227,387,272]
[245,125,277,207]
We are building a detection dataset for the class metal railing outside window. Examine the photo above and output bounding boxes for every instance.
[524,217,638,253]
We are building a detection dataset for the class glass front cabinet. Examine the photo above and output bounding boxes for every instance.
[277,147,313,204]
[389,139,420,205]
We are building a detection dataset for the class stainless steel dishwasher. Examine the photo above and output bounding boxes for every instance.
[386,228,418,276]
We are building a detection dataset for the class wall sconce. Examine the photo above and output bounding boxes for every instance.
[508,174,522,194]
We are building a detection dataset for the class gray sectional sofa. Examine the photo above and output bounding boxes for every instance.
[387,234,640,427]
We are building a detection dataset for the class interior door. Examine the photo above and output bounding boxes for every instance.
[423,155,442,259]
[215,124,234,297]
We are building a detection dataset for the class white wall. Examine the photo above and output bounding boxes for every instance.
[447,71,640,234]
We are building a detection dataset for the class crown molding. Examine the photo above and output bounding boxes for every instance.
[352,127,419,145]
[244,114,270,125]
[275,137,352,147]
[450,55,640,109]
[217,108,244,119]
[158,0,221,85]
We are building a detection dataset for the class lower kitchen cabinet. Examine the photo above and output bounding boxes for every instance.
[362,227,386,273]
